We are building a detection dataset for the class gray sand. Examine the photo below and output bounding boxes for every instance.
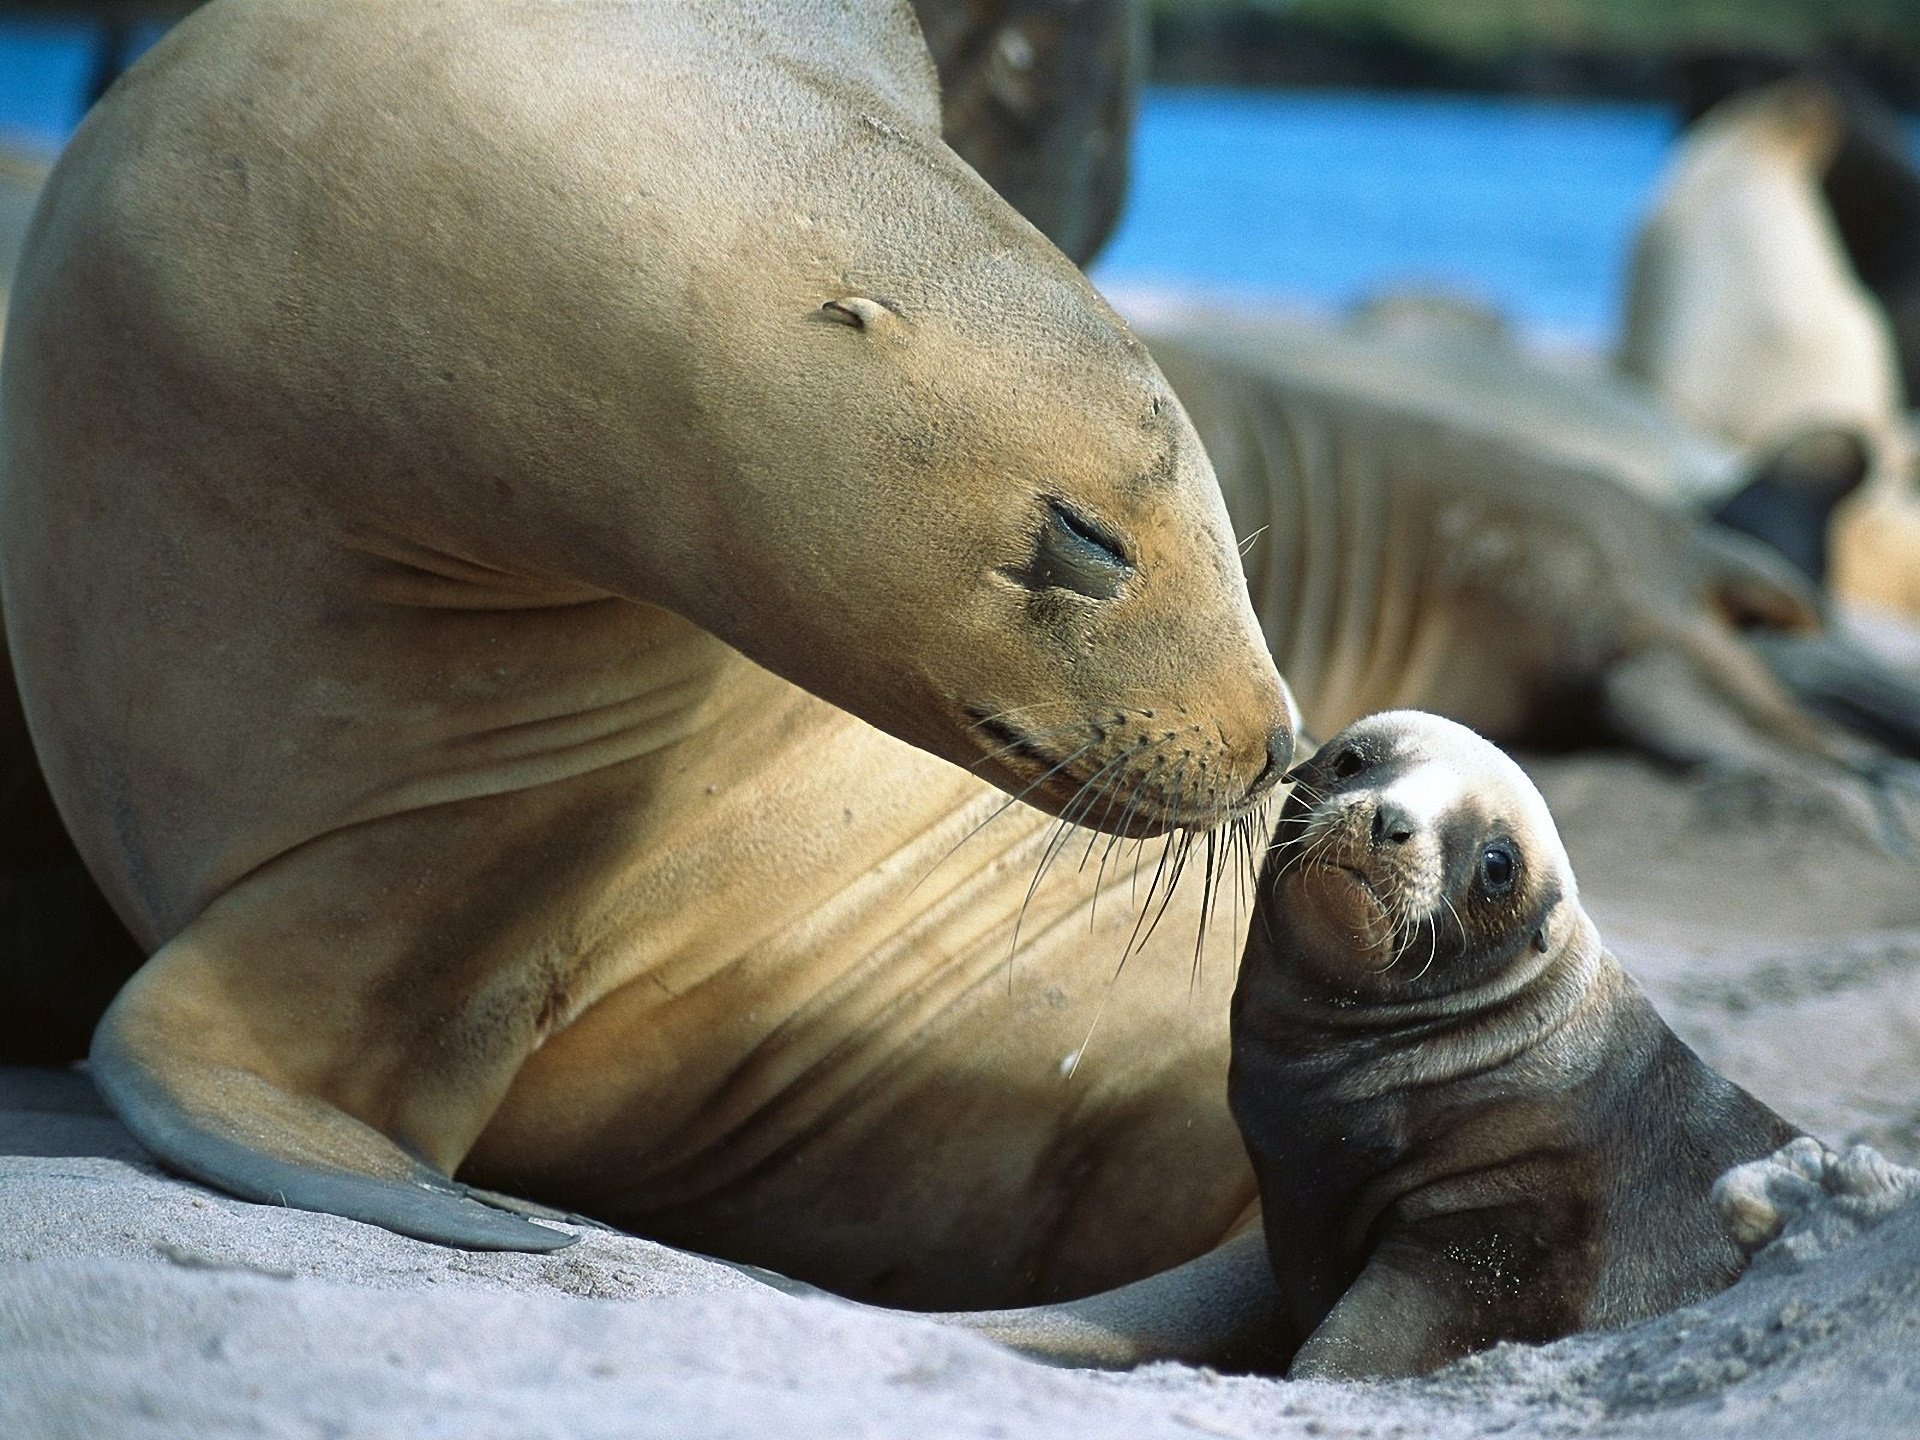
[6,622,1920,1437]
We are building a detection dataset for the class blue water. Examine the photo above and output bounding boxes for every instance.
[0,20,114,144]
[1,23,1914,346]
[1091,88,1680,343]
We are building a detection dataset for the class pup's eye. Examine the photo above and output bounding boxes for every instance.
[1004,500,1133,600]
[1329,747,1365,780]
[1480,845,1516,894]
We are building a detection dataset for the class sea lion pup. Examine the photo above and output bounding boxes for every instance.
[934,712,1800,1374]
[0,0,1293,1271]
[1228,711,1802,1380]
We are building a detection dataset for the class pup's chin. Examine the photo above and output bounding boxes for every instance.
[1285,864,1398,980]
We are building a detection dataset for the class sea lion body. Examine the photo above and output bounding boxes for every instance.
[1,0,1295,1299]
[1619,80,1904,454]
[1230,712,1800,1379]
[1619,78,1920,617]
[1677,50,1920,406]
[1136,313,1920,778]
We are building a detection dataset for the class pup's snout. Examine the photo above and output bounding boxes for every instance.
[1371,800,1416,848]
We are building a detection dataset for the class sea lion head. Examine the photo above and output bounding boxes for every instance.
[675,55,1294,833]
[30,0,1291,837]
[1257,711,1578,1004]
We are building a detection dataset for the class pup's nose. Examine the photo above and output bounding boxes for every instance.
[1371,801,1416,847]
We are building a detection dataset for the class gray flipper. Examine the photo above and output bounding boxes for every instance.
[90,987,577,1253]
[1602,525,1920,846]
[1288,1249,1473,1381]
[930,1224,1286,1371]
[1745,629,1920,759]
[1708,427,1871,585]
[1602,644,1920,851]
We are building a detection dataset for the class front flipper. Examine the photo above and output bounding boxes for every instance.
[91,918,576,1253]
[934,1223,1287,1371]
[1744,628,1920,759]
[1288,1245,1490,1381]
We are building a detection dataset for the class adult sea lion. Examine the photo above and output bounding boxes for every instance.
[1340,291,1874,585]
[1229,711,1800,1379]
[1618,78,1920,619]
[1678,49,1920,404]
[1134,310,1920,785]
[1,0,1295,1292]
[1619,78,1904,455]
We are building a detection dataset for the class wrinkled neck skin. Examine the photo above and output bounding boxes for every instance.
[1233,898,1612,1098]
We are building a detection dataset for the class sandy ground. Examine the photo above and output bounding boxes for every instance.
[5,614,1920,1437]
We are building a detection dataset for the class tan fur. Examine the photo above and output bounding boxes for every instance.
[1618,79,1920,615]
[1831,476,1920,615]
[1619,80,1902,448]
[0,0,1292,1305]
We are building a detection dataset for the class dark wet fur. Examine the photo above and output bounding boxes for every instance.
[1228,734,1799,1378]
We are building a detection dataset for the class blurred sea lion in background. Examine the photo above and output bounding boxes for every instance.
[908,0,1142,269]
[1622,75,1920,618]
[1619,80,1903,455]
[1347,293,1872,585]
[1117,300,1920,788]
[1679,48,1920,404]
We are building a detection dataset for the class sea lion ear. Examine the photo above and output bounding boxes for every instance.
[820,297,895,332]
[1532,925,1550,954]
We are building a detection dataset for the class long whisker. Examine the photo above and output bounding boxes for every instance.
[909,737,1101,896]
[1005,747,1139,989]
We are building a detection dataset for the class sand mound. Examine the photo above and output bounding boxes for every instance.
[4,1053,1919,1439]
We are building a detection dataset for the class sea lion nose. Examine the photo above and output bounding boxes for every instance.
[1371,801,1416,847]
[1251,723,1294,797]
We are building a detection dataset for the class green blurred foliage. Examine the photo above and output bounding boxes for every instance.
[1148,0,1920,58]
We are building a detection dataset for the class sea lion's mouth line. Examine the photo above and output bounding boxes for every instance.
[968,712,1067,776]
[1332,862,1396,917]
[966,708,1269,832]
[1295,854,1401,930]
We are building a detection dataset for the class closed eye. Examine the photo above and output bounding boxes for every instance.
[1000,499,1134,600]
